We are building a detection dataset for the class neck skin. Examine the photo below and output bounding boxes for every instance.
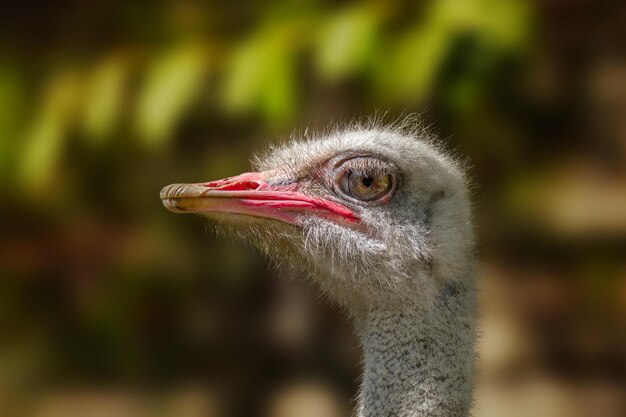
[355,282,475,417]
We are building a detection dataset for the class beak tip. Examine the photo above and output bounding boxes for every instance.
[161,197,186,213]
[160,184,185,212]
[159,186,170,200]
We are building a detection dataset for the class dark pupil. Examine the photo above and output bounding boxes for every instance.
[361,176,373,187]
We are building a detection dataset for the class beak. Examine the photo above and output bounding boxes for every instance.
[160,171,359,226]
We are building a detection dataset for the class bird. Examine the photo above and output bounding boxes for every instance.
[160,119,476,417]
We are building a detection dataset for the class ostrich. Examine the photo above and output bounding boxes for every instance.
[160,121,476,417]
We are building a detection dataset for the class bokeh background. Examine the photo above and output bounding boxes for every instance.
[1,0,625,416]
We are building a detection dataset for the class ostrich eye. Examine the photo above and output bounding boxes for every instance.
[334,157,394,202]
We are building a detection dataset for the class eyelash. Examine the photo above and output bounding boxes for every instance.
[337,164,386,178]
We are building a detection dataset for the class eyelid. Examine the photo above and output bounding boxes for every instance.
[336,157,379,170]
[334,155,387,174]
[331,153,376,169]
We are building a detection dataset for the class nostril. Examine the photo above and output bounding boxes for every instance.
[244,181,260,190]
[204,178,234,188]
[203,179,262,191]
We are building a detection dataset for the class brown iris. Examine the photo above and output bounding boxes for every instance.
[335,157,394,202]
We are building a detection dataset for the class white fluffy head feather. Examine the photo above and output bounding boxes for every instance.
[207,119,474,313]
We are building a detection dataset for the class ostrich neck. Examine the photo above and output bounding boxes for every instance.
[356,282,475,417]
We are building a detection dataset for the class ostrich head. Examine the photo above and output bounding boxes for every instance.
[161,124,473,315]
[161,122,476,417]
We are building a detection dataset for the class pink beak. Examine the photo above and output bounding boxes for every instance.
[160,172,359,226]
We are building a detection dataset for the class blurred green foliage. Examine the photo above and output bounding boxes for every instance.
[0,0,532,193]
